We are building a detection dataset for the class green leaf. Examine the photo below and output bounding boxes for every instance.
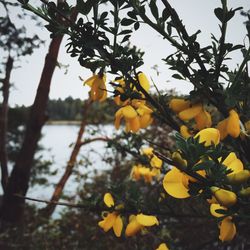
[118,29,132,35]
[214,8,223,22]
[100,11,108,20]
[149,0,158,20]
[172,74,184,80]
[162,8,170,21]
[121,34,131,43]
[120,18,135,26]
[134,22,140,30]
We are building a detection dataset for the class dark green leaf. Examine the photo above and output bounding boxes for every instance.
[214,8,223,22]
[172,74,184,80]
[121,34,131,43]
[134,22,140,30]
[118,29,132,35]
[121,18,135,26]
[149,0,158,20]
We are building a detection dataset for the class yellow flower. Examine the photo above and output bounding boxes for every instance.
[169,98,190,113]
[210,203,227,218]
[210,187,237,207]
[217,109,240,140]
[180,125,192,138]
[178,104,203,121]
[169,98,211,130]
[194,128,220,146]
[98,193,123,237]
[98,212,123,237]
[226,170,250,184]
[137,72,150,93]
[156,243,169,250]
[104,193,115,208]
[219,152,249,184]
[150,155,162,169]
[131,164,158,183]
[84,74,107,102]
[219,216,236,242]
[115,105,140,133]
[125,213,159,237]
[114,103,153,133]
[141,147,154,156]
[163,167,190,199]
[194,110,212,130]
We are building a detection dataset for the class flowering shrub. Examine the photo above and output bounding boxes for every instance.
[19,0,250,248]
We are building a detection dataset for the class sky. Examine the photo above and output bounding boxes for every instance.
[2,0,249,106]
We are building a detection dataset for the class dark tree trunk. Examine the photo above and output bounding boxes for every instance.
[0,55,13,193]
[0,35,63,223]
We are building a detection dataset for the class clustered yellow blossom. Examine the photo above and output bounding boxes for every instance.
[169,98,212,135]
[114,73,153,133]
[84,74,107,102]
[98,193,159,239]
[217,109,241,140]
[162,127,249,242]
[131,147,163,183]
[115,100,153,133]
[210,204,236,242]
[125,213,159,236]
[98,193,123,237]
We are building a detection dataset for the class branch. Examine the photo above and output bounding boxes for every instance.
[15,194,211,219]
[0,55,13,193]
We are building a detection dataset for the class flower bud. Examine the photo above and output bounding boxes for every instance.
[238,187,250,197]
[210,187,237,207]
[169,99,190,113]
[226,170,250,184]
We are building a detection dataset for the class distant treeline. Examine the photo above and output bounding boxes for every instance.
[9,96,117,124]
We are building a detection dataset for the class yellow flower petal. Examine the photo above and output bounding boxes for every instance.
[138,72,150,92]
[113,215,123,237]
[84,75,97,87]
[156,243,169,250]
[136,213,159,226]
[180,125,192,139]
[227,110,240,138]
[104,193,114,208]
[195,110,212,130]
[217,119,228,140]
[141,147,154,156]
[178,104,202,121]
[195,128,220,146]
[150,155,162,169]
[114,109,123,130]
[219,217,236,242]
[163,167,190,198]
[122,105,137,119]
[98,212,117,232]
[127,116,140,133]
[227,158,244,174]
[125,217,142,236]
[139,114,153,128]
[211,187,237,207]
[227,170,250,184]
[210,203,227,218]
[169,99,191,113]
[222,152,237,167]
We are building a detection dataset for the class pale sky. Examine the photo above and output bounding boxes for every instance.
[2,0,249,106]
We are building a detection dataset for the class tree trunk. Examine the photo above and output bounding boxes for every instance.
[40,99,92,217]
[0,55,13,193]
[0,35,63,223]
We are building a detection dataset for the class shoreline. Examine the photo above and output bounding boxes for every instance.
[46,120,81,125]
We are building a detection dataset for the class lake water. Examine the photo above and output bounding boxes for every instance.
[26,124,115,216]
